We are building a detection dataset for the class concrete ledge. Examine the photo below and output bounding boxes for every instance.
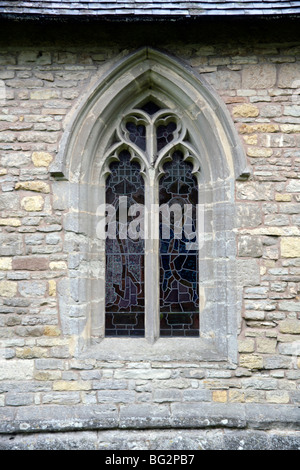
[0,429,300,450]
[0,403,299,434]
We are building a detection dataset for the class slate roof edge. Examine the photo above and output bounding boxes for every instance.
[1,12,300,21]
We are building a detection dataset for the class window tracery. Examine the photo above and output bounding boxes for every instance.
[104,101,200,338]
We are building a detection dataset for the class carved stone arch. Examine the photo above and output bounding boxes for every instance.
[53,48,248,362]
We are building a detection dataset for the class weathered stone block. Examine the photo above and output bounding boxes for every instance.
[256,338,277,354]
[242,64,276,89]
[0,359,34,380]
[49,261,67,271]
[238,235,263,258]
[238,339,255,353]
[48,280,56,297]
[53,381,91,391]
[232,103,259,118]
[0,218,21,227]
[279,319,300,334]
[12,256,49,271]
[239,354,263,370]
[15,181,50,193]
[0,193,19,211]
[21,196,44,212]
[18,280,46,297]
[281,237,300,257]
[30,90,60,100]
[247,147,273,158]
[278,63,300,88]
[0,280,17,298]
[31,152,53,167]
[278,341,300,355]
[0,258,12,270]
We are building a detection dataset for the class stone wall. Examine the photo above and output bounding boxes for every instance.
[0,18,299,449]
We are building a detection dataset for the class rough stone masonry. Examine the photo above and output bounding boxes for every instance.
[0,18,299,450]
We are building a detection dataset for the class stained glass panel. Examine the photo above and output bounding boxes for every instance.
[157,122,177,152]
[126,122,146,151]
[159,151,199,337]
[105,150,145,336]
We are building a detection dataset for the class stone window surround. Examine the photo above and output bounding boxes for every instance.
[51,48,249,364]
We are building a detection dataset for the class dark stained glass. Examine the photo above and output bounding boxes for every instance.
[157,122,177,152]
[141,101,161,116]
[126,122,146,151]
[159,151,199,337]
[105,150,145,336]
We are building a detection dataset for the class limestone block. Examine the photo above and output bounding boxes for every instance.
[279,319,300,334]
[0,280,17,297]
[203,69,241,90]
[1,152,31,168]
[284,105,300,117]
[18,280,46,297]
[286,180,300,193]
[15,181,50,193]
[44,326,60,337]
[31,152,53,167]
[278,341,300,355]
[0,218,21,227]
[242,64,277,89]
[21,195,44,212]
[266,391,290,404]
[49,261,67,270]
[0,359,34,380]
[281,237,300,257]
[53,381,91,391]
[278,63,300,88]
[238,235,263,258]
[236,182,273,201]
[275,193,292,202]
[238,339,255,353]
[239,123,279,134]
[247,147,273,158]
[236,204,262,228]
[18,51,51,65]
[239,354,263,370]
[30,90,60,100]
[212,391,227,403]
[0,193,19,211]
[256,338,277,354]
[48,280,56,297]
[16,347,48,359]
[281,124,300,133]
[0,257,12,270]
[260,104,282,118]
[232,103,259,118]
[0,234,23,256]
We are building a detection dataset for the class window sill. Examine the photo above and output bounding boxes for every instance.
[80,337,227,362]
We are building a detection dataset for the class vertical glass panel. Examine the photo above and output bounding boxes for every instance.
[159,151,199,337]
[126,122,146,151]
[157,122,177,152]
[105,150,145,336]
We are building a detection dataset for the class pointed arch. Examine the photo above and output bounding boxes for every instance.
[50,47,248,183]
[53,48,247,362]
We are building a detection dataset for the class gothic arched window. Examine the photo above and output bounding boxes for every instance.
[55,48,248,363]
[104,102,200,338]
